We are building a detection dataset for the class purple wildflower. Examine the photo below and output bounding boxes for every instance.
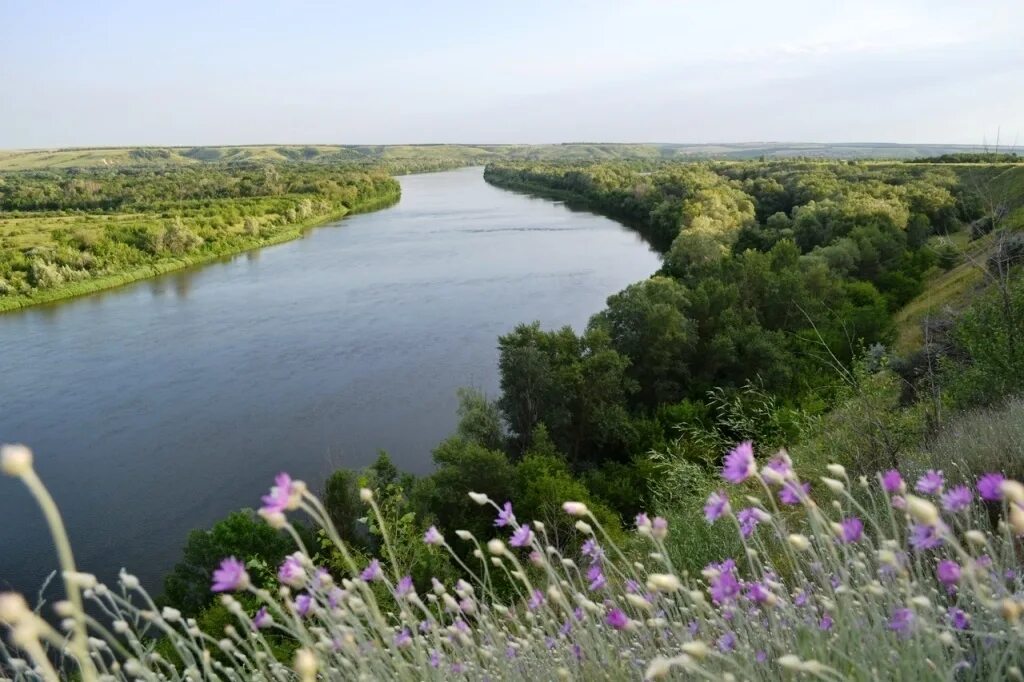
[722,441,755,484]
[528,589,544,610]
[625,579,640,594]
[888,607,914,638]
[794,590,808,607]
[704,490,730,523]
[509,525,534,548]
[709,570,741,604]
[652,516,668,538]
[936,560,961,586]
[978,473,1005,501]
[941,485,972,513]
[717,631,736,652]
[839,517,863,544]
[587,563,607,591]
[763,452,793,481]
[260,472,296,514]
[494,501,516,528]
[294,593,312,617]
[915,470,944,495]
[394,628,411,648]
[251,606,271,630]
[882,469,904,494]
[745,581,772,604]
[429,650,441,669]
[819,614,833,631]
[328,587,343,609]
[394,575,414,598]
[559,619,572,636]
[635,512,650,529]
[277,554,304,586]
[948,607,970,630]
[424,525,444,546]
[605,608,628,630]
[736,507,762,538]
[360,558,382,582]
[909,523,944,551]
[778,481,810,505]
[581,538,604,563]
[211,557,248,593]
[756,650,768,663]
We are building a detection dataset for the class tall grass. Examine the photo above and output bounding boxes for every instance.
[2,441,1022,680]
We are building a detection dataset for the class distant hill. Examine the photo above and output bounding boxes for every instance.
[0,142,1007,171]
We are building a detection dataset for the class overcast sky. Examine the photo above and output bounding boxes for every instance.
[1,0,1022,148]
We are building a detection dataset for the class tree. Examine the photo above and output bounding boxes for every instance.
[162,510,298,615]
[590,276,695,407]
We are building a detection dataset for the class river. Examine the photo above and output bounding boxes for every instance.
[0,166,659,596]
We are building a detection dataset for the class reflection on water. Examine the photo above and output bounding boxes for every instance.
[0,167,660,597]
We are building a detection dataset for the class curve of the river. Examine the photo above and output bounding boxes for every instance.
[0,166,660,595]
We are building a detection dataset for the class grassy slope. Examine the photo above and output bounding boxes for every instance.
[0,142,1002,171]
[893,165,1024,352]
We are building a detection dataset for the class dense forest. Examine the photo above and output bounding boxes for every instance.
[0,165,400,310]
[154,157,1024,645]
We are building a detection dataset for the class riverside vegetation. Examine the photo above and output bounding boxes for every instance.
[2,152,1024,679]
[0,165,400,311]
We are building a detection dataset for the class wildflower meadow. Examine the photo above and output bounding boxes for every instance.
[2,440,1023,680]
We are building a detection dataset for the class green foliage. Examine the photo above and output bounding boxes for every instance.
[454,387,504,451]
[161,510,299,615]
[497,323,636,462]
[943,274,1024,407]
[0,165,400,310]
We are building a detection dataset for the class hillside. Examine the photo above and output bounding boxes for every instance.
[0,142,1004,171]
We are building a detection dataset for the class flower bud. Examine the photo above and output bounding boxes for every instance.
[821,477,844,493]
[778,654,803,671]
[0,444,33,477]
[965,530,987,547]
[468,492,489,505]
[562,501,588,516]
[646,574,682,593]
[627,593,653,612]
[359,488,374,503]
[680,641,710,659]
[294,648,317,681]
[906,495,939,525]
[487,539,506,555]
[826,464,846,478]
[574,521,593,534]
[259,508,287,529]
[1010,503,1024,536]
[0,593,29,623]
[788,534,810,551]
[1001,480,1024,504]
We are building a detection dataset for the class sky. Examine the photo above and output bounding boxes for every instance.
[1,0,1022,148]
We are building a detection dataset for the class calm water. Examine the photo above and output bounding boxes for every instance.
[0,166,659,595]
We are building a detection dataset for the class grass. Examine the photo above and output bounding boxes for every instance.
[893,241,986,354]
[0,143,1011,171]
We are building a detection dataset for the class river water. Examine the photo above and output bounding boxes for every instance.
[0,166,659,596]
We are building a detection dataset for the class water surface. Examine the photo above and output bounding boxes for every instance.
[0,167,659,594]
